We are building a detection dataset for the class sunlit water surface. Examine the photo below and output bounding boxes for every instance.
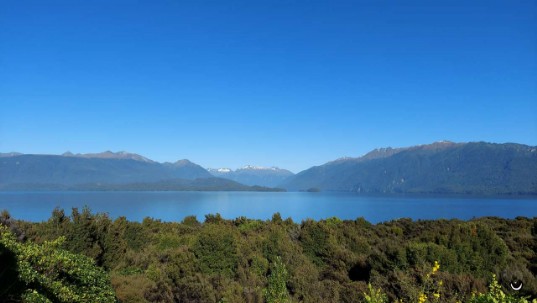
[0,191,535,223]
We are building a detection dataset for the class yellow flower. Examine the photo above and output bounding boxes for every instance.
[432,261,440,274]
[418,293,427,303]
[433,293,440,299]
[438,280,443,286]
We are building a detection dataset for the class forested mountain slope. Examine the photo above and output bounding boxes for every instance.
[283,142,537,195]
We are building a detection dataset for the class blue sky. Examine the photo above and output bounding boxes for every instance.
[1,0,536,172]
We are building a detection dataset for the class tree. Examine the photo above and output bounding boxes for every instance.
[0,225,117,303]
[263,256,290,303]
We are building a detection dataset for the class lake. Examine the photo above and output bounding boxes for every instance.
[0,191,536,223]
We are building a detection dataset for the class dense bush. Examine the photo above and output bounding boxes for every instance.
[0,224,116,302]
[8,209,537,302]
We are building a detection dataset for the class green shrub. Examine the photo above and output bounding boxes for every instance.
[363,283,388,303]
[468,274,537,303]
[264,256,291,303]
[193,225,238,278]
[0,225,116,303]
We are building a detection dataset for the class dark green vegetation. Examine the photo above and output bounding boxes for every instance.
[4,209,536,302]
[74,178,285,192]
[283,142,537,195]
[0,214,116,302]
[1,178,284,192]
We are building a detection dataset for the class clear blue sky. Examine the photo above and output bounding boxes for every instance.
[1,0,536,172]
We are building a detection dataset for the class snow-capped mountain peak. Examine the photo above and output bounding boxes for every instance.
[206,165,295,187]
[240,165,278,171]
[207,168,232,173]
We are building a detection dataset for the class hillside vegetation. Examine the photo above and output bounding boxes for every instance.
[283,142,537,195]
[0,215,116,302]
[3,209,535,302]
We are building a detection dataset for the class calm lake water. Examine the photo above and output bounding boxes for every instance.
[0,191,536,223]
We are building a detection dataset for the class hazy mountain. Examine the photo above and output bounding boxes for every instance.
[62,151,154,163]
[0,152,212,187]
[208,165,294,187]
[0,152,23,157]
[282,142,537,195]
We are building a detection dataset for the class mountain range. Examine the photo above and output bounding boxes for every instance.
[0,152,279,191]
[282,141,537,195]
[1,142,536,194]
[207,166,294,187]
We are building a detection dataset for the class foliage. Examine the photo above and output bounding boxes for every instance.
[11,208,537,303]
[468,274,537,303]
[0,225,116,303]
[193,224,239,278]
[413,261,444,303]
[366,262,537,303]
[363,283,388,303]
[263,256,291,303]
